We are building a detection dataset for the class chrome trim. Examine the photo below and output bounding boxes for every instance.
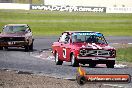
[79,49,112,57]
[77,56,115,60]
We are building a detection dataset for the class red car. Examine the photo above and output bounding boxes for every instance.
[52,31,116,68]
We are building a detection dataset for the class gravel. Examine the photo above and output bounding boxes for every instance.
[0,69,114,88]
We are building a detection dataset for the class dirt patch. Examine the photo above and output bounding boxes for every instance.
[0,69,115,88]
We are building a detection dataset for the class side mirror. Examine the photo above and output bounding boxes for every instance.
[29,28,31,32]
[58,36,61,42]
[2,27,4,32]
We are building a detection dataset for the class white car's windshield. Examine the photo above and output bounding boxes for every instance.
[72,32,107,44]
[3,26,27,33]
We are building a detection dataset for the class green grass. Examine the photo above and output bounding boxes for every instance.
[14,0,43,4]
[117,47,132,62]
[0,10,132,36]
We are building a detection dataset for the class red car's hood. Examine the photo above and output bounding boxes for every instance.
[0,32,26,37]
[72,43,115,50]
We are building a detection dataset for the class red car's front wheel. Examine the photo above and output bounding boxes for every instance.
[71,54,79,67]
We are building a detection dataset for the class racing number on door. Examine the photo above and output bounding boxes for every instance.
[63,48,66,58]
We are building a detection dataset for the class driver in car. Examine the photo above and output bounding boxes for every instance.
[72,35,82,42]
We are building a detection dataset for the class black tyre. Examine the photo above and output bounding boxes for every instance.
[89,63,96,68]
[55,52,63,65]
[25,45,29,52]
[106,64,114,68]
[4,47,8,50]
[29,42,33,51]
[0,47,3,50]
[71,54,79,67]
[82,63,85,66]
[106,61,115,68]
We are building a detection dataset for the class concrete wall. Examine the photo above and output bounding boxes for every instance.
[45,0,132,7]
[0,0,12,3]
[0,3,30,10]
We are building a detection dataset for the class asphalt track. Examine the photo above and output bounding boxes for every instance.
[34,36,132,50]
[0,36,132,88]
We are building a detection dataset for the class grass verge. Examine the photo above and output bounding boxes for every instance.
[0,10,132,36]
[117,47,132,62]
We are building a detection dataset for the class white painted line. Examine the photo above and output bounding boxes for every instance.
[34,54,128,68]
[34,55,41,58]
[103,84,124,88]
[40,54,43,57]
[114,64,127,68]
[33,54,55,61]
[47,56,55,61]
[110,43,132,44]
[112,43,119,44]
[128,43,132,44]
[91,64,127,68]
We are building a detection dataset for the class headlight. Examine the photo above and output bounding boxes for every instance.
[109,50,116,56]
[80,49,87,56]
[25,37,29,41]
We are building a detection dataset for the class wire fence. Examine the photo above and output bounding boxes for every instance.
[0,0,44,4]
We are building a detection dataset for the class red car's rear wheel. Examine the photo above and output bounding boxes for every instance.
[55,52,63,65]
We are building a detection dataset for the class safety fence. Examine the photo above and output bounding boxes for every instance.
[30,5,106,12]
[0,3,132,13]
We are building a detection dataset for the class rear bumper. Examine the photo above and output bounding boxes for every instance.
[77,56,115,64]
[0,41,28,47]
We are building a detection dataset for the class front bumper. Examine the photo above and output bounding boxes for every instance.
[0,41,28,47]
[77,56,115,64]
[77,56,115,60]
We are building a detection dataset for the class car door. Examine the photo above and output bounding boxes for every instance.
[63,42,71,62]
[58,33,67,60]
[59,33,71,61]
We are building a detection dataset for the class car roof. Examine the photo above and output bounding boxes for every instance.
[64,31,101,34]
[5,24,28,26]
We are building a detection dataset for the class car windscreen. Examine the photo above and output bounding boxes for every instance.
[71,32,107,44]
[3,26,27,33]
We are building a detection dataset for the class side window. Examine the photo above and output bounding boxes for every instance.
[59,33,70,43]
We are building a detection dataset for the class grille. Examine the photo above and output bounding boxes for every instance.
[0,37,25,41]
[80,49,113,57]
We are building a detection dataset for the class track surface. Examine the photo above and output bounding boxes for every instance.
[0,36,132,87]
[35,36,132,50]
